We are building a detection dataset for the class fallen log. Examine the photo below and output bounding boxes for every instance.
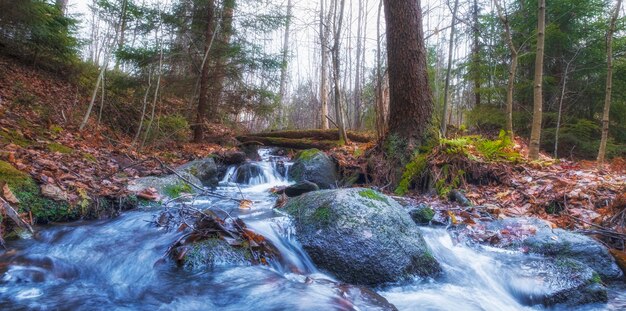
[241,129,374,143]
[236,136,340,150]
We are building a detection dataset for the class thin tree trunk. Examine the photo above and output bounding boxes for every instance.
[441,0,459,137]
[383,0,433,151]
[142,44,164,148]
[278,0,293,128]
[115,0,129,71]
[494,0,518,137]
[554,50,579,158]
[132,70,152,146]
[332,0,349,144]
[472,0,481,107]
[55,0,68,15]
[97,70,106,129]
[192,0,216,143]
[597,0,623,164]
[375,0,385,139]
[320,0,331,130]
[529,0,546,160]
[353,0,364,130]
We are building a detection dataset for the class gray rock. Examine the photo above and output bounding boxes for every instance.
[523,228,623,280]
[128,171,203,198]
[288,149,338,189]
[284,188,441,285]
[284,181,319,197]
[482,217,623,281]
[220,151,247,165]
[176,157,219,187]
[503,256,607,306]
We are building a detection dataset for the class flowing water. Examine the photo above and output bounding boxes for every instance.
[1,149,625,310]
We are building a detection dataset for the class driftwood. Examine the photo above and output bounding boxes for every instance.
[236,136,341,150]
[239,129,374,144]
[0,197,34,236]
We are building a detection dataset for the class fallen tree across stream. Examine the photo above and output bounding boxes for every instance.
[236,129,374,150]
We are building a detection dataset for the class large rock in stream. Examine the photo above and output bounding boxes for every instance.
[288,149,338,189]
[128,157,219,197]
[454,217,623,307]
[284,188,441,285]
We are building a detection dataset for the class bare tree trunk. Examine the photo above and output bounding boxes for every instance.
[320,0,331,130]
[55,0,68,15]
[353,0,364,130]
[494,0,518,137]
[383,0,433,151]
[332,0,349,144]
[132,70,152,146]
[375,0,386,139]
[554,50,579,158]
[441,0,459,137]
[141,47,164,148]
[192,0,216,143]
[597,0,623,165]
[472,0,481,107]
[115,0,129,71]
[528,0,546,160]
[278,0,293,128]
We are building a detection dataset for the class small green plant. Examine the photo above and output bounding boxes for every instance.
[297,149,321,161]
[395,153,428,196]
[164,183,193,197]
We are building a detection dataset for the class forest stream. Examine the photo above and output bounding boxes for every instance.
[1,149,625,311]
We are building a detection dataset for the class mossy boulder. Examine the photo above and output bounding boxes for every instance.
[284,188,441,285]
[176,157,219,187]
[288,149,338,189]
[409,204,435,224]
[128,172,202,199]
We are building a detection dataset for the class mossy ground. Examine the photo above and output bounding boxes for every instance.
[47,142,74,154]
[164,183,193,197]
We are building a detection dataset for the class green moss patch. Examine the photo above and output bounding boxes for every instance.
[0,160,31,188]
[312,204,332,225]
[47,142,74,154]
[0,129,32,147]
[164,183,193,197]
[297,148,322,161]
[358,189,388,204]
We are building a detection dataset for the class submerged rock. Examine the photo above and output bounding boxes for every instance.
[284,188,441,285]
[178,238,253,271]
[284,181,319,197]
[288,149,338,189]
[483,217,623,281]
[234,163,263,184]
[504,256,607,307]
[408,204,435,224]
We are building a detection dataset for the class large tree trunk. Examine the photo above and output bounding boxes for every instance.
[597,0,623,165]
[192,0,216,143]
[319,0,331,130]
[206,0,235,122]
[494,0,518,136]
[278,0,293,128]
[383,0,433,151]
[528,0,546,160]
[440,0,459,137]
[331,0,349,144]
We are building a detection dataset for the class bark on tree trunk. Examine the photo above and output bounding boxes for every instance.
[383,0,433,151]
[597,0,623,165]
[353,0,364,130]
[494,0,518,137]
[529,0,546,160]
[472,0,481,107]
[192,0,216,143]
[332,0,349,144]
[319,0,331,130]
[278,0,293,129]
[441,0,459,137]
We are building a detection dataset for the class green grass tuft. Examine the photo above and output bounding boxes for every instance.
[47,142,74,154]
